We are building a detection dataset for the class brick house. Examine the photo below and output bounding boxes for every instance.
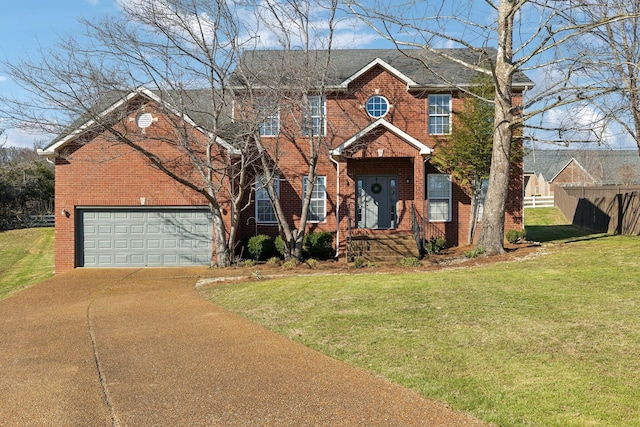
[524,149,640,197]
[40,48,532,273]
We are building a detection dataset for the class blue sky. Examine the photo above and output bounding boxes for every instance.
[0,0,117,147]
[0,1,634,150]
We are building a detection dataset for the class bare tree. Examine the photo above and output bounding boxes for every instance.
[561,1,640,155]
[1,0,262,267]
[346,0,634,255]
[232,0,339,260]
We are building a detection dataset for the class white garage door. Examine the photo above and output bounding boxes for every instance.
[78,208,212,267]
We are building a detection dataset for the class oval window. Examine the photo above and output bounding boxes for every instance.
[365,95,389,118]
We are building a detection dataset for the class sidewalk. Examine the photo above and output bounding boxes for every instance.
[0,268,485,426]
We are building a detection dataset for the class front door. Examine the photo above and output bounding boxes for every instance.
[356,175,397,229]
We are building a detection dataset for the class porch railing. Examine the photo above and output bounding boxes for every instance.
[346,203,354,261]
[410,203,425,257]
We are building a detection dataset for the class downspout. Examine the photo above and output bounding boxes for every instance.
[330,153,340,259]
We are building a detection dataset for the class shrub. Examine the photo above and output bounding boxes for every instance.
[266,257,281,266]
[247,234,276,261]
[464,246,485,258]
[306,258,319,269]
[425,236,447,255]
[241,259,256,267]
[281,259,300,270]
[274,235,286,257]
[399,256,421,268]
[505,229,527,244]
[303,231,334,260]
[353,256,366,269]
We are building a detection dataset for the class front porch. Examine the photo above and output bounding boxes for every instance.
[328,117,454,263]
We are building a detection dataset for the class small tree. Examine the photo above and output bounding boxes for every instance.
[433,75,494,244]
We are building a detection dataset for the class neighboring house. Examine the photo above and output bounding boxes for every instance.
[40,48,532,273]
[524,149,640,197]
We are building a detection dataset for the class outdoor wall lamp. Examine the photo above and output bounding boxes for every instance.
[61,209,70,218]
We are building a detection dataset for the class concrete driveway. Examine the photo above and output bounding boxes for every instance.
[0,268,484,426]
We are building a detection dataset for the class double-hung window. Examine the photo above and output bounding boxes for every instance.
[428,94,451,135]
[428,174,452,222]
[302,176,326,222]
[258,98,279,137]
[303,96,326,136]
[255,176,279,223]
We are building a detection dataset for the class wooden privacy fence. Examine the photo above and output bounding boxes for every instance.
[555,185,640,235]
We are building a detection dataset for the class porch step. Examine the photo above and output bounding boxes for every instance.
[349,234,420,263]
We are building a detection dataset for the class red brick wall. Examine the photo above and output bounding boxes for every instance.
[57,64,525,269]
[53,104,218,273]
[235,63,524,256]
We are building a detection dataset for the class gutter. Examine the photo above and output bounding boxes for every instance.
[329,153,341,259]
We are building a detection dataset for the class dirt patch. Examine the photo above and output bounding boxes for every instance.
[196,243,545,287]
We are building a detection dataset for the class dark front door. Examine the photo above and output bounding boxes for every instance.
[356,175,397,229]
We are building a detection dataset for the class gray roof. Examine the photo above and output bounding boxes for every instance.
[43,88,235,152]
[232,48,533,90]
[524,149,640,185]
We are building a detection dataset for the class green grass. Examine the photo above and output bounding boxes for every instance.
[525,207,593,243]
[204,213,640,426]
[0,228,55,300]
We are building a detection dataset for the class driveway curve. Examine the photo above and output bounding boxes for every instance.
[0,268,485,426]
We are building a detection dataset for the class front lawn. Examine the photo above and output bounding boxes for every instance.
[204,230,640,426]
[0,228,54,300]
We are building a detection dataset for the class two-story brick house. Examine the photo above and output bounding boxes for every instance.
[40,48,532,273]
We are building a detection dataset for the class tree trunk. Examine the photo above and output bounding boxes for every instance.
[210,204,230,267]
[476,0,516,255]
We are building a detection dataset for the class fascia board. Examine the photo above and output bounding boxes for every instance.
[340,58,418,89]
[330,118,432,159]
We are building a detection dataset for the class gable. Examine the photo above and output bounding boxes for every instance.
[550,158,596,184]
[524,149,640,185]
[39,87,237,158]
[232,48,534,92]
[330,119,431,160]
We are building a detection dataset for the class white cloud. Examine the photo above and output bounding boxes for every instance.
[537,104,620,149]
[2,128,52,149]
[116,0,380,50]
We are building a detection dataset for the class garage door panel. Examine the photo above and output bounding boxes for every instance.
[79,208,212,267]
[130,254,146,264]
[163,240,178,249]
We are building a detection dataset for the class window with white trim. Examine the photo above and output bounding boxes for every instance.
[428,174,452,222]
[303,96,326,136]
[428,94,451,135]
[258,98,279,137]
[302,176,326,222]
[365,95,389,118]
[476,179,489,221]
[255,176,279,223]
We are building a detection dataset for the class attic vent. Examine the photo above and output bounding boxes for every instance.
[136,112,154,129]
